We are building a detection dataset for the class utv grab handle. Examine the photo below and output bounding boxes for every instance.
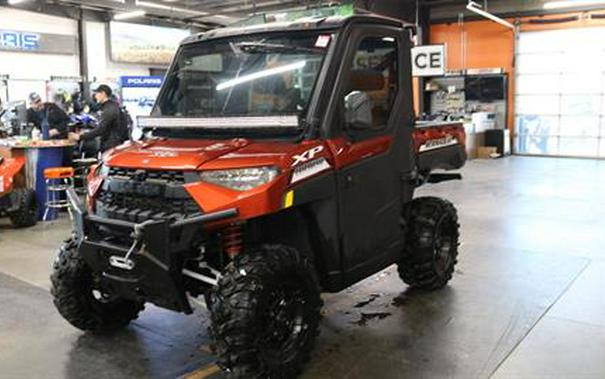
[171,208,238,228]
[66,187,85,215]
[84,209,239,232]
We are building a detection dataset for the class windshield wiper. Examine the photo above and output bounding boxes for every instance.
[235,42,322,54]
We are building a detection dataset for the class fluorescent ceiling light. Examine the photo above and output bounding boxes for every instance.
[544,0,605,9]
[8,0,32,4]
[466,1,514,29]
[114,10,146,20]
[136,0,208,16]
[217,61,307,91]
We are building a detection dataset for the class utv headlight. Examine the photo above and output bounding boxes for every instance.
[199,166,280,191]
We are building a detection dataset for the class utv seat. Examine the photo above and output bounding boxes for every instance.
[349,70,390,128]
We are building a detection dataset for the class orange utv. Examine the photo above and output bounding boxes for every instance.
[51,12,466,378]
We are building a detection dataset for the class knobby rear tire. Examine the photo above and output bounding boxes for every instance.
[398,197,460,290]
[8,188,37,228]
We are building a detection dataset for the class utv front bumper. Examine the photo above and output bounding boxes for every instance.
[67,188,237,313]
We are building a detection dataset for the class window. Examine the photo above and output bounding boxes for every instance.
[343,35,398,131]
[515,27,605,157]
[154,32,329,121]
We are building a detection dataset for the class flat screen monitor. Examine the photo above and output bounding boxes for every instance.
[465,76,505,101]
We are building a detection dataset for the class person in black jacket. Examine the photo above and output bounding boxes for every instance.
[70,85,128,152]
[26,92,69,140]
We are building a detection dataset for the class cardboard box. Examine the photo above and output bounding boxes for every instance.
[477,146,498,159]
[464,130,486,160]
[485,129,511,156]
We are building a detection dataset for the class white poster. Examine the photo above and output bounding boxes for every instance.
[110,22,189,65]
[412,44,446,77]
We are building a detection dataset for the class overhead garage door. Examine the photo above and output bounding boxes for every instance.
[515,27,605,158]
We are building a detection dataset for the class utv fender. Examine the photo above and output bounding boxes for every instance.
[416,144,467,173]
[248,164,342,292]
[0,157,26,195]
[248,203,339,291]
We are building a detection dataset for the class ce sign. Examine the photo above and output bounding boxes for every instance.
[411,44,446,77]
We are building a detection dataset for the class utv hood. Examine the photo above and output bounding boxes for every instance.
[103,138,315,171]
[105,139,248,170]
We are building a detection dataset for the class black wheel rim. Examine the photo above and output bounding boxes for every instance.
[259,284,310,365]
[89,274,121,308]
[433,215,456,276]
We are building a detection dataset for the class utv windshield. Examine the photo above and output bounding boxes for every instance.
[152,32,333,128]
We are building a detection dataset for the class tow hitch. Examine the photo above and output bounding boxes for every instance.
[107,219,159,271]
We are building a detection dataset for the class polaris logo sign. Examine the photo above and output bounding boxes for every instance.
[120,76,164,88]
[127,78,162,86]
[0,30,76,55]
[412,45,446,77]
[0,31,39,50]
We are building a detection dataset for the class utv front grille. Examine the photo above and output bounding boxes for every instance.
[96,190,200,222]
[95,168,201,222]
[108,167,186,185]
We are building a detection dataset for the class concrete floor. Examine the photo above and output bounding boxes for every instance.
[1,156,604,379]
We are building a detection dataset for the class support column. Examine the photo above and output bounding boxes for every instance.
[416,3,431,116]
[77,10,90,99]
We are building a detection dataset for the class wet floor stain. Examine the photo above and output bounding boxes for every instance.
[354,293,381,308]
[198,344,214,354]
[392,295,407,307]
[352,312,392,326]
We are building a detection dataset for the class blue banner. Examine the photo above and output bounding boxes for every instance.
[120,76,164,88]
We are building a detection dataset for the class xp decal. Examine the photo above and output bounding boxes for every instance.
[292,145,324,166]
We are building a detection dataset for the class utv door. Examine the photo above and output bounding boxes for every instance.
[330,25,415,285]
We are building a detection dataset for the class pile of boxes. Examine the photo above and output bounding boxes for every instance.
[464,111,510,159]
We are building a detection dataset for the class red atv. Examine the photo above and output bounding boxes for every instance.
[51,13,465,378]
[0,156,38,227]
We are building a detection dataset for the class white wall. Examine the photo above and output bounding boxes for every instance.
[0,7,80,81]
[0,6,76,35]
[85,21,151,83]
[0,7,167,104]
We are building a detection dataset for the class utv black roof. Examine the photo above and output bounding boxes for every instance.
[181,13,412,46]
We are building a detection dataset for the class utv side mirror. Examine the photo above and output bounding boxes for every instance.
[344,91,373,131]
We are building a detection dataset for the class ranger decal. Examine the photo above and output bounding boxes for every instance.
[419,135,458,152]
